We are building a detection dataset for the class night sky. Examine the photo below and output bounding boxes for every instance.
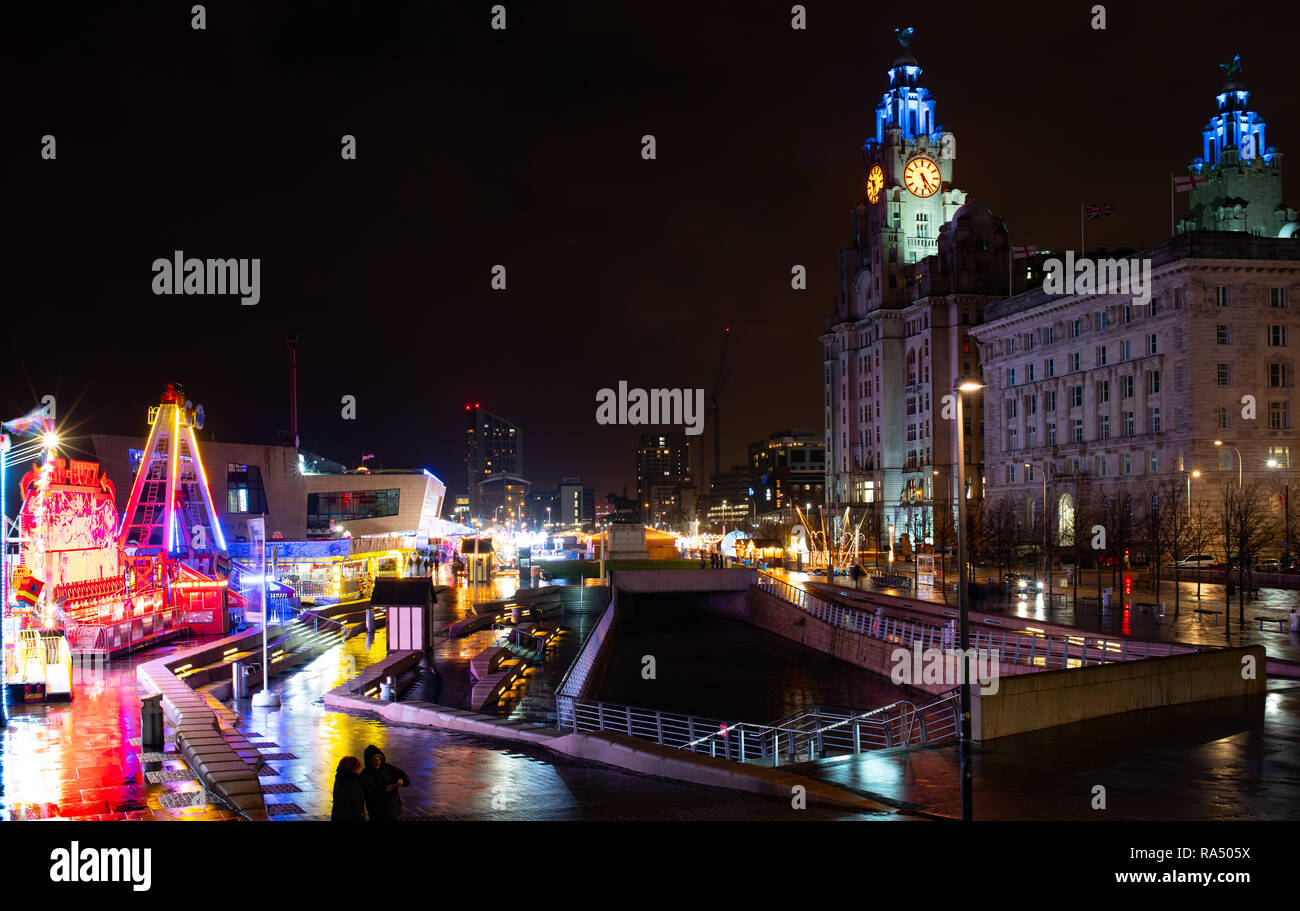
[5,0,1298,501]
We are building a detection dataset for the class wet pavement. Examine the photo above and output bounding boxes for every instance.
[790,680,1300,820]
[0,634,246,820]
[600,591,926,722]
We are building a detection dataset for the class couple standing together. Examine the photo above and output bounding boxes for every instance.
[332,745,410,821]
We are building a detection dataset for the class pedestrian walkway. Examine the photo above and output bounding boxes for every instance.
[765,566,1300,663]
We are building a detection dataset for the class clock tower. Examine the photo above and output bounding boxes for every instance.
[852,30,967,316]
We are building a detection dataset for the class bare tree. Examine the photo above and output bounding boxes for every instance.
[1215,481,1279,625]
[980,495,1019,600]
[932,500,958,604]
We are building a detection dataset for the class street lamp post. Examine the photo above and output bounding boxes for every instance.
[1024,460,1048,587]
[954,380,982,823]
[1213,440,1242,489]
[1268,459,1290,566]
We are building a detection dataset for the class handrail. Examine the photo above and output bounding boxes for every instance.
[564,689,962,765]
[555,588,619,727]
[752,570,1198,671]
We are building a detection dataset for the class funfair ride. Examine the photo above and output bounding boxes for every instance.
[3,385,237,701]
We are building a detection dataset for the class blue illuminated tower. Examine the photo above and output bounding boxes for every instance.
[1178,57,1295,237]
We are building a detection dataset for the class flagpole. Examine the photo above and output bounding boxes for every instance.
[252,514,280,708]
[1080,201,1085,256]
[1169,174,1175,238]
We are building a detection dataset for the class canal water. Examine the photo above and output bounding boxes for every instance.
[598,592,926,723]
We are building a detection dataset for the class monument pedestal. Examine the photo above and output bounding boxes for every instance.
[606,524,648,561]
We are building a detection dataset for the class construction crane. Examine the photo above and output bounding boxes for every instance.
[707,326,733,482]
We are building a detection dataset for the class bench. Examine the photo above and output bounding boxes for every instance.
[1193,608,1222,624]
[1252,615,1288,631]
[469,646,511,683]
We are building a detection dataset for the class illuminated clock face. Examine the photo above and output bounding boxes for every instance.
[903,157,941,198]
[866,165,884,205]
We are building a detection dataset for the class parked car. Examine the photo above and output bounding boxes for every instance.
[1176,554,1218,568]
[1257,559,1283,573]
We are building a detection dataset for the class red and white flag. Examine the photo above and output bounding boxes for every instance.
[1172,174,1207,192]
[1084,203,1115,220]
[1011,245,1039,259]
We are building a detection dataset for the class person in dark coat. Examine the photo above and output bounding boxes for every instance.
[331,756,366,821]
[360,745,410,821]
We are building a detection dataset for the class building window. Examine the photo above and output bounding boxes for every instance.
[1268,446,1291,468]
[307,488,401,535]
[1123,411,1135,437]
[226,464,268,515]
[1269,325,1288,347]
[1270,287,1287,309]
[1270,363,1290,388]
[1217,363,1232,386]
[1146,333,1158,355]
[1006,464,1016,484]
[1217,406,1230,430]
[1098,311,1109,331]
[1175,327,1184,349]
[1071,419,1084,443]
[1008,367,1016,386]
[1027,363,1036,382]
[1149,452,1158,473]
[1122,453,1132,475]
[1147,370,1161,394]
[1096,455,1108,476]
[1121,375,1134,398]
[1071,386,1083,408]
[1175,364,1184,389]
[1217,324,1231,345]
[1148,407,1161,434]
[1045,390,1057,412]
[1069,319,1080,338]
[1099,380,1110,403]
[1120,339,1131,361]
[1047,422,1057,445]
[1215,286,1230,307]
[1099,415,1111,440]
[1069,352,1080,372]
[1269,401,1290,430]
[1046,358,1055,378]
[1096,345,1108,366]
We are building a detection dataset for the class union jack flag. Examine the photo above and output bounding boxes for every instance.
[1083,203,1115,220]
[1172,175,1208,192]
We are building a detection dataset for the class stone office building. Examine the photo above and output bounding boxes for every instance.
[974,61,1300,550]
[973,231,1300,546]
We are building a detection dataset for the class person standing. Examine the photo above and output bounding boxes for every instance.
[360,745,410,821]
[331,756,366,821]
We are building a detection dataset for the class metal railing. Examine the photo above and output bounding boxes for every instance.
[555,589,618,728]
[753,571,1198,670]
[565,690,961,766]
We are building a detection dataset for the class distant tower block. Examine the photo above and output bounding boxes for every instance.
[118,383,227,563]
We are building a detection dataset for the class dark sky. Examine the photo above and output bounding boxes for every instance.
[4,0,1298,500]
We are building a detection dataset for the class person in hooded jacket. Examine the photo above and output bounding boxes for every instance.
[331,756,366,821]
[360,744,410,821]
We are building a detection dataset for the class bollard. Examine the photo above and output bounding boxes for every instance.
[141,693,164,750]
[232,660,246,699]
[380,675,395,701]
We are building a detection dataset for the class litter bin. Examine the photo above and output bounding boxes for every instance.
[380,676,395,701]
[141,693,164,750]
[232,660,261,699]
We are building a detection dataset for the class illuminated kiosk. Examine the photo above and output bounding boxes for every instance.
[117,383,232,637]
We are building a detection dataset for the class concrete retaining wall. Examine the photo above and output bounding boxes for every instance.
[738,585,1037,695]
[971,645,1267,740]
